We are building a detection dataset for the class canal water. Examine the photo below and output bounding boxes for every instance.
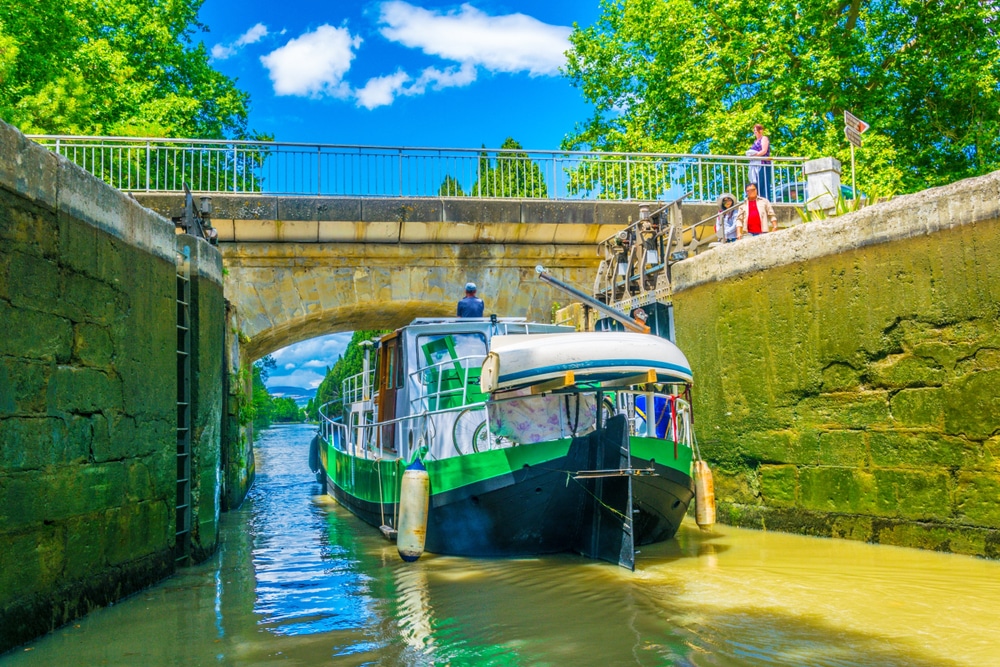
[5,422,1000,666]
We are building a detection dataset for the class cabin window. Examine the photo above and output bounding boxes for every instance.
[416,333,487,369]
[384,340,396,389]
[397,344,405,387]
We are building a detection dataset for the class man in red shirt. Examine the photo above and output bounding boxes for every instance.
[735,183,778,239]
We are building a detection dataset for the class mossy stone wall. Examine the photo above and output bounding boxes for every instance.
[0,122,227,652]
[177,235,226,560]
[672,171,1000,557]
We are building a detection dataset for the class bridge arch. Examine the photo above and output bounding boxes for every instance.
[129,193,653,360]
[226,241,602,360]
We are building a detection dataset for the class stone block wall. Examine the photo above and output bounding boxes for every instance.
[672,170,1000,557]
[0,122,226,651]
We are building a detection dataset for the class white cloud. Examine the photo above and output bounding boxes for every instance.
[411,62,478,94]
[355,70,411,109]
[266,368,327,390]
[266,332,352,390]
[261,25,362,97]
[237,23,269,47]
[211,44,235,60]
[355,62,477,109]
[211,22,270,61]
[378,1,571,76]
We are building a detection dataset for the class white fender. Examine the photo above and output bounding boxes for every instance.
[397,461,430,562]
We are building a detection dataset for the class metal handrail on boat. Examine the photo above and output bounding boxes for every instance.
[318,386,694,467]
[318,400,494,461]
[408,353,488,413]
[614,390,693,447]
[341,369,376,405]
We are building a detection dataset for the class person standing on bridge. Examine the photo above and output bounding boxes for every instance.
[747,123,773,200]
[457,282,485,317]
[735,183,778,239]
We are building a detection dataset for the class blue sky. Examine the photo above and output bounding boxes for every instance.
[197,0,600,150]
[196,0,604,389]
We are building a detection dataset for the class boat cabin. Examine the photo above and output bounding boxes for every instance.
[338,318,573,463]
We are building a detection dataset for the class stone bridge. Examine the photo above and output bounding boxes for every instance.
[136,195,648,359]
[136,194,802,359]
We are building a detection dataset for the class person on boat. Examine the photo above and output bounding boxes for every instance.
[457,282,485,317]
[715,193,738,243]
[735,183,778,239]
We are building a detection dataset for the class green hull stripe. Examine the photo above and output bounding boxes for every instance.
[427,438,574,494]
[326,435,691,503]
[325,438,575,502]
[630,437,693,476]
[329,444,404,504]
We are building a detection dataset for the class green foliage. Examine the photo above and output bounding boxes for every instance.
[232,365,254,428]
[251,356,275,430]
[470,138,548,198]
[438,175,466,197]
[270,396,305,423]
[232,355,306,428]
[306,330,390,422]
[563,0,1000,194]
[795,187,896,223]
[0,0,256,138]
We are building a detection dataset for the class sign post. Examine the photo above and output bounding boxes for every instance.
[843,111,870,199]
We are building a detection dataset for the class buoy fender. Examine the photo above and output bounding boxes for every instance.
[694,460,716,530]
[397,461,430,562]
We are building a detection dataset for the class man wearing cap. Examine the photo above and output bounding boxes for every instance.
[457,282,485,317]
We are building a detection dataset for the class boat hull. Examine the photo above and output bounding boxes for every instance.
[322,416,693,563]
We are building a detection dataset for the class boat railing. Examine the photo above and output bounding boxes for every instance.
[614,390,693,447]
[318,400,495,461]
[341,369,377,406]
[408,354,488,413]
[317,401,346,452]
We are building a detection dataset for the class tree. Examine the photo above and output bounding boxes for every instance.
[0,0,254,138]
[438,175,466,197]
[270,397,304,423]
[563,0,1000,194]
[251,355,277,430]
[470,138,548,198]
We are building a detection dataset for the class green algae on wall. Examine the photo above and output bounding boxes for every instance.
[673,184,1000,558]
[0,121,230,652]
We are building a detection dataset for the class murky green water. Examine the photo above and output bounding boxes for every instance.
[5,423,1000,666]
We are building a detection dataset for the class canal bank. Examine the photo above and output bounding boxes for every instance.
[672,169,1000,558]
[0,121,251,652]
[4,423,1000,666]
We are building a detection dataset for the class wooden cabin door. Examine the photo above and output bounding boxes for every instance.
[378,334,400,452]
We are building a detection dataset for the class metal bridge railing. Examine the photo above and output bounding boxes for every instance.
[27,135,808,204]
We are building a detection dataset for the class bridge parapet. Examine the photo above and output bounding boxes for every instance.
[29,135,808,205]
[136,194,644,245]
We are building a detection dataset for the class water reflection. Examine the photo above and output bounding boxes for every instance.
[3,423,1000,666]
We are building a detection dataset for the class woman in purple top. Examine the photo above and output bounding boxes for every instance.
[748,123,772,200]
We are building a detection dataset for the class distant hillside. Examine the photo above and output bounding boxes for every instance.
[267,385,317,407]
